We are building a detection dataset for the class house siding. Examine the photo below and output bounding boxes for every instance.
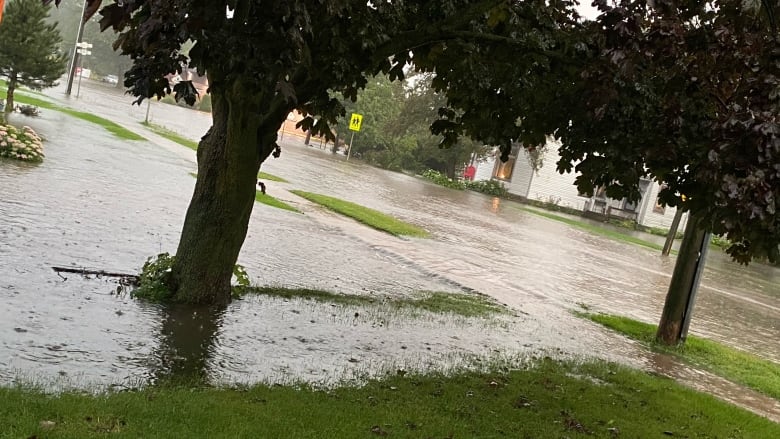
[472,141,686,230]
[636,182,689,230]
[524,142,587,210]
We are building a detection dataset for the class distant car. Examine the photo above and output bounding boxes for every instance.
[104,75,119,85]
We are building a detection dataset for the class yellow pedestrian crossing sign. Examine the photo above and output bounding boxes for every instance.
[349,113,363,132]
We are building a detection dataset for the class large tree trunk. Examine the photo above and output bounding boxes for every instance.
[168,87,284,304]
[4,75,16,113]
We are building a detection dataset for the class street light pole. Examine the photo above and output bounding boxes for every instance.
[65,1,88,96]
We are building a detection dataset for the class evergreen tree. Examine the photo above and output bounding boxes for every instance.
[0,0,66,112]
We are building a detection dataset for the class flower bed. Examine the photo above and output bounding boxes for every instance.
[0,124,44,162]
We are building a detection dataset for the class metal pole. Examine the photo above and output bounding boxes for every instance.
[76,56,83,98]
[65,1,88,96]
[680,230,711,341]
[145,99,151,123]
[346,131,355,161]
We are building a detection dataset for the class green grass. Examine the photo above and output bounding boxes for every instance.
[0,90,144,141]
[258,171,288,182]
[519,207,671,252]
[186,172,298,213]
[255,191,300,213]
[243,287,508,318]
[141,121,199,150]
[290,190,429,238]
[2,359,777,438]
[583,313,780,400]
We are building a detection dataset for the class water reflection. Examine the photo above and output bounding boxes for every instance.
[0,83,777,420]
[154,304,226,384]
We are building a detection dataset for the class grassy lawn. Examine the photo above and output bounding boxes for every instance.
[0,91,144,141]
[583,313,780,400]
[258,171,288,182]
[255,191,300,213]
[187,172,298,213]
[2,359,776,438]
[290,190,429,238]
[141,121,199,150]
[518,207,670,253]
[242,287,509,318]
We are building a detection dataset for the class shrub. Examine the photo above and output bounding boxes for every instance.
[0,124,44,162]
[131,252,253,302]
[464,179,508,197]
[421,169,465,190]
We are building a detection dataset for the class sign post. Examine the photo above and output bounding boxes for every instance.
[74,42,92,98]
[346,113,363,161]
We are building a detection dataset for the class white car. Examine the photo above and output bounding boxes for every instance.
[104,75,119,84]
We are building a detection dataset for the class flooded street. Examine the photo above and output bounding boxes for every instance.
[1,82,778,418]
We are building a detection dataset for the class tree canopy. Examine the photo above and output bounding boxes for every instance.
[550,0,779,263]
[0,0,66,111]
[41,0,778,303]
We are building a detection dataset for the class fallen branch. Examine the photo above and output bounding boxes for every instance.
[52,266,140,285]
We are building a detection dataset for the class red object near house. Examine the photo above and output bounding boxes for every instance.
[464,165,476,181]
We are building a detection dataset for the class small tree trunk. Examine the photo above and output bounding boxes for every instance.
[4,76,16,113]
[169,90,280,304]
[656,213,708,345]
[661,208,684,256]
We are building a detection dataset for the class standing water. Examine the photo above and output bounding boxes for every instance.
[1,82,778,419]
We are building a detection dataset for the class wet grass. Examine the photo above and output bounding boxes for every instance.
[583,313,780,400]
[242,287,508,318]
[518,207,671,253]
[141,121,198,150]
[2,359,777,438]
[255,191,300,213]
[187,172,298,213]
[0,91,145,141]
[258,171,288,182]
[290,190,430,238]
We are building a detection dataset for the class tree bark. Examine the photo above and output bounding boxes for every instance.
[4,75,16,113]
[168,87,284,304]
[656,213,708,345]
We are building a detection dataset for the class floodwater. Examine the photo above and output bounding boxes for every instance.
[1,81,778,420]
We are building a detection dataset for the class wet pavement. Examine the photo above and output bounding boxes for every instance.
[0,81,778,420]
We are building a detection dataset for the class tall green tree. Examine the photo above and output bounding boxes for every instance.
[540,0,780,344]
[46,0,583,305]
[0,0,66,112]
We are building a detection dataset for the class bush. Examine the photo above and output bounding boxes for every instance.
[464,179,508,197]
[132,253,176,302]
[0,124,44,162]
[131,252,253,302]
[422,169,465,190]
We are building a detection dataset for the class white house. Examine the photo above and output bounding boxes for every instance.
[474,140,687,230]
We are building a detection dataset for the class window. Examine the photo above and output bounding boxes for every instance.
[492,144,519,181]
[493,156,516,181]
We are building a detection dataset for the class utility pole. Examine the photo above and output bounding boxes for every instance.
[65,1,88,96]
[656,213,711,345]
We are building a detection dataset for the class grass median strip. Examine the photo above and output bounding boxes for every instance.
[518,207,669,252]
[187,172,299,213]
[582,312,780,400]
[141,121,199,150]
[290,190,429,237]
[1,91,145,141]
[258,171,288,183]
[2,359,776,438]
[242,287,508,318]
[255,191,300,213]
